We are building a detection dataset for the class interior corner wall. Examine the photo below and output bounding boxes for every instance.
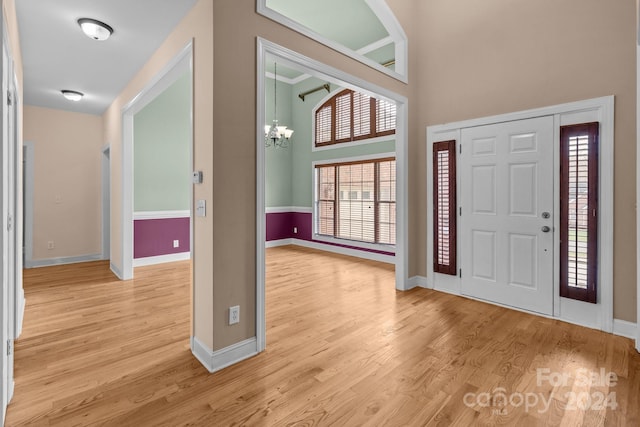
[103,0,214,349]
[134,71,192,212]
[290,79,396,209]
[416,0,637,322]
[23,106,103,261]
[215,1,411,352]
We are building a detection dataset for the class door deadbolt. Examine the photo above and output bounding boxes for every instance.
[541,212,550,219]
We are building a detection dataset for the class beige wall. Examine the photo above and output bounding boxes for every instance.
[23,106,103,260]
[416,0,636,321]
[103,0,214,348]
[212,1,413,351]
[108,0,637,355]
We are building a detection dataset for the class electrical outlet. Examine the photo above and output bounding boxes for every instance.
[229,305,240,325]
[173,240,179,248]
[293,227,298,234]
[47,241,54,250]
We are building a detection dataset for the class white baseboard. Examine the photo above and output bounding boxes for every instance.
[110,262,123,280]
[15,294,25,339]
[8,379,14,404]
[190,336,258,373]
[133,252,191,267]
[25,253,103,268]
[408,275,429,289]
[291,238,395,264]
[613,319,637,340]
[265,239,294,248]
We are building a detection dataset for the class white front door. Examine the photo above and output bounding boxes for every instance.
[460,116,554,315]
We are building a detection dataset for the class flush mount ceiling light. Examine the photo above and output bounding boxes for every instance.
[61,90,84,102]
[78,18,113,41]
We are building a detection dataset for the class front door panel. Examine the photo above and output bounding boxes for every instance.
[460,116,554,315]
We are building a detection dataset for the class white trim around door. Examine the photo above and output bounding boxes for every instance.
[120,40,193,281]
[636,43,640,352]
[257,38,409,353]
[427,96,614,334]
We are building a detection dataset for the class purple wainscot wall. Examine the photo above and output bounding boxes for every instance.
[134,217,190,259]
[265,210,394,256]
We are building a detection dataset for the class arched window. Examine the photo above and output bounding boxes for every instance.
[315,89,396,147]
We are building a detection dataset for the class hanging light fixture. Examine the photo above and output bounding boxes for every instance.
[265,62,294,148]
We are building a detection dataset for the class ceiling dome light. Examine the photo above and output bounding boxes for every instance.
[78,18,113,41]
[61,90,84,102]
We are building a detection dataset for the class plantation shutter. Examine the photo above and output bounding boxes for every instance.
[560,122,599,303]
[315,103,332,145]
[376,99,396,136]
[433,140,457,275]
[335,91,352,141]
[352,91,372,139]
[314,90,395,147]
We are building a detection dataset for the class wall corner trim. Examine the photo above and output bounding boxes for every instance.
[613,319,638,340]
[408,276,429,289]
[190,336,258,373]
[110,262,123,280]
[133,252,190,267]
[25,254,103,269]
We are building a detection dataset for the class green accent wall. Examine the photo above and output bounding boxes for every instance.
[134,71,192,212]
[265,74,395,209]
[265,77,293,207]
[290,78,395,208]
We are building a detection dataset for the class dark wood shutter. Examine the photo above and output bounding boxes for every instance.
[315,103,332,145]
[560,122,598,303]
[433,140,457,275]
[375,98,396,136]
[314,89,395,147]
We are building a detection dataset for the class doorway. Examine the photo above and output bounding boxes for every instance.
[427,96,614,332]
[256,39,409,352]
[120,42,193,280]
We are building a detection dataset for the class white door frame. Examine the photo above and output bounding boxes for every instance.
[120,41,193,280]
[101,146,110,260]
[22,141,33,268]
[0,31,8,425]
[635,37,640,352]
[256,38,409,352]
[427,96,614,333]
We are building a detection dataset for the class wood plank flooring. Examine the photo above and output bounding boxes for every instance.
[5,245,640,426]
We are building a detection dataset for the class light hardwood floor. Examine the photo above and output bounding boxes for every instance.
[5,245,640,426]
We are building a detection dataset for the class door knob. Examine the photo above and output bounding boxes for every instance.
[541,226,551,232]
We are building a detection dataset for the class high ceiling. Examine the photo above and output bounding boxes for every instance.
[264,0,397,73]
[16,0,198,115]
[266,0,389,52]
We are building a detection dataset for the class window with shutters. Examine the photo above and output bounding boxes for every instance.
[433,141,457,275]
[315,158,395,247]
[560,122,599,303]
[314,89,396,148]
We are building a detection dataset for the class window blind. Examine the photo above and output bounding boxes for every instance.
[433,140,457,275]
[560,122,598,303]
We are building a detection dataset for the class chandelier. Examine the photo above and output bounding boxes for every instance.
[265,63,294,148]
